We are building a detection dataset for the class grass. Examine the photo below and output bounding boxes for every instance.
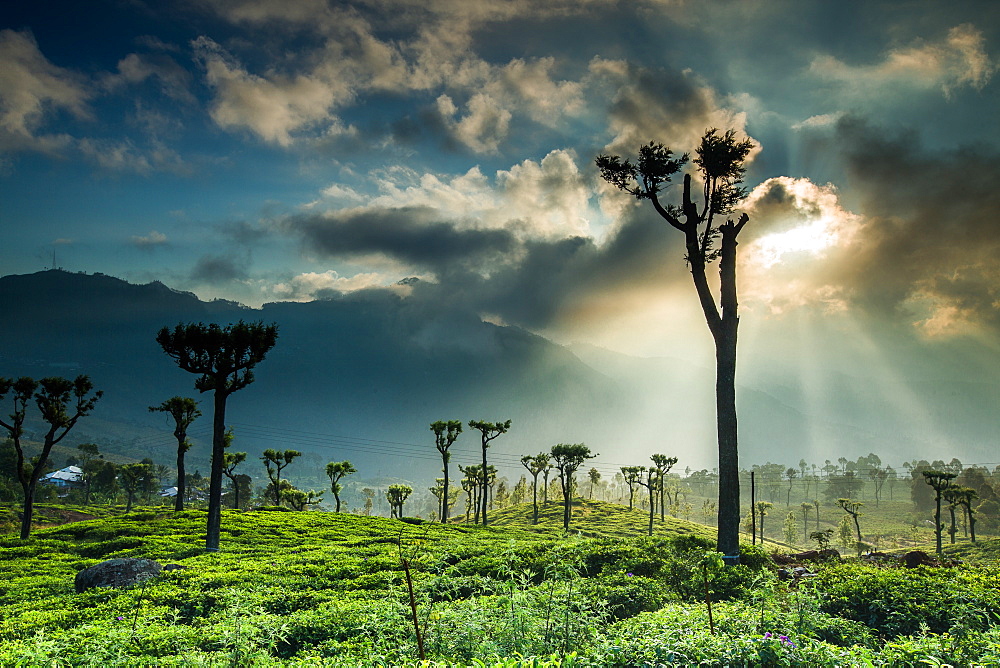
[2,500,1000,665]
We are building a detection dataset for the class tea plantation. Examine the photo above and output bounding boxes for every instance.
[2,504,1000,666]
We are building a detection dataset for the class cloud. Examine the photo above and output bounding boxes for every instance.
[0,29,90,153]
[810,24,996,98]
[193,36,350,145]
[130,230,168,248]
[589,57,752,156]
[77,137,184,173]
[103,52,196,105]
[271,270,397,301]
[190,254,250,283]
[283,206,518,277]
[436,92,511,154]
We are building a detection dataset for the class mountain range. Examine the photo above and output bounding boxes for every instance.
[1,270,996,482]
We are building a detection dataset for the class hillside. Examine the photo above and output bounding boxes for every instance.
[3,506,1000,665]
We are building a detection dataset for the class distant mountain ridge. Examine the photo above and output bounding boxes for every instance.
[2,270,996,477]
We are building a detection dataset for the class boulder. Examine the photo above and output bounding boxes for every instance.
[75,558,163,593]
[902,550,937,568]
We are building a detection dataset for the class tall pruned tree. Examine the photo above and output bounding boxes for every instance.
[521,453,549,524]
[597,129,753,561]
[157,320,277,551]
[0,375,102,539]
[430,420,462,523]
[325,460,357,512]
[468,419,511,526]
[922,470,957,556]
[262,448,301,506]
[459,464,481,523]
[550,443,596,530]
[148,396,201,511]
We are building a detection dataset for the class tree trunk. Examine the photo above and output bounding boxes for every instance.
[334,489,341,513]
[441,456,450,524]
[19,481,36,539]
[481,446,488,527]
[175,437,185,512]
[205,389,228,552]
[715,324,740,559]
[562,472,571,530]
[532,476,539,524]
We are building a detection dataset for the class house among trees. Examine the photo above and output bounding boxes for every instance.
[40,466,84,489]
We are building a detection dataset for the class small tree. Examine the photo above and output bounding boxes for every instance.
[650,454,677,520]
[325,460,357,512]
[947,486,978,543]
[810,528,834,550]
[221,431,247,511]
[0,375,102,539]
[755,501,773,542]
[922,470,957,555]
[459,464,481,523]
[550,443,596,530]
[635,467,658,536]
[119,462,154,513]
[148,396,201,511]
[467,419,511,526]
[157,320,278,551]
[387,484,413,519]
[621,466,643,510]
[262,449,301,506]
[782,511,798,545]
[588,467,601,499]
[520,453,549,524]
[800,502,813,541]
[284,487,323,511]
[76,443,102,505]
[430,420,462,523]
[785,468,797,506]
[837,498,864,556]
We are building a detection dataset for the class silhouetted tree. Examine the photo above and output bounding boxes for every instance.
[588,467,601,499]
[262,448,301,506]
[325,460,356,512]
[922,470,957,555]
[157,320,277,551]
[0,375,102,539]
[468,419,511,526]
[148,396,201,511]
[521,453,549,524]
[785,468,797,506]
[387,483,413,519]
[597,129,754,560]
[550,443,596,530]
[430,420,462,523]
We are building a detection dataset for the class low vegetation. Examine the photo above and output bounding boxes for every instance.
[2,502,999,666]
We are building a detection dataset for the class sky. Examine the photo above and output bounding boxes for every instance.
[1,0,999,465]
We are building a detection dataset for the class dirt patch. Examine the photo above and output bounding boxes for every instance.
[35,508,97,526]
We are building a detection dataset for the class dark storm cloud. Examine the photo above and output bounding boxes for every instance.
[829,117,1000,333]
[190,254,249,283]
[284,206,518,274]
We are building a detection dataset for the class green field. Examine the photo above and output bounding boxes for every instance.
[3,500,1000,666]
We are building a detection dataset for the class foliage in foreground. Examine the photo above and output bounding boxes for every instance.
[2,506,1000,666]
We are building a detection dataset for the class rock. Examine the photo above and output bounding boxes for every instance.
[902,550,937,568]
[75,558,163,593]
[777,567,792,580]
